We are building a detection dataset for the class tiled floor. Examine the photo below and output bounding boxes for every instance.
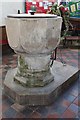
[1,48,80,119]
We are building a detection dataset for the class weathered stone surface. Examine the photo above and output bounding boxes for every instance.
[6,14,62,87]
[6,15,62,54]
[4,61,79,106]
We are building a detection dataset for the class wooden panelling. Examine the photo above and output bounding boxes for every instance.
[0,26,8,45]
[69,17,80,31]
[0,26,14,54]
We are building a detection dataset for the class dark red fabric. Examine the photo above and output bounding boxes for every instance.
[0,40,8,45]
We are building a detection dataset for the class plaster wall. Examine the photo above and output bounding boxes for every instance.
[0,0,25,26]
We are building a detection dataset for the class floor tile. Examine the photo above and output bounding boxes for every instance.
[78,111,80,118]
[47,112,60,118]
[3,107,17,118]
[36,106,49,117]
[28,106,39,112]
[3,97,14,106]
[21,107,33,117]
[68,103,78,114]
[14,112,26,118]
[73,97,78,106]
[53,105,67,115]
[0,103,2,115]
[79,99,80,107]
[49,103,67,115]
[75,115,79,118]
[0,115,2,120]
[2,102,10,113]
[63,93,76,102]
[70,90,78,97]
[29,111,41,118]
[61,109,76,118]
[2,94,7,101]
[61,99,71,108]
